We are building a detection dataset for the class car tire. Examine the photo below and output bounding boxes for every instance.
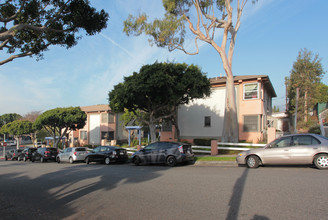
[57,157,60,163]
[133,156,141,166]
[104,157,110,165]
[23,157,27,162]
[246,155,260,168]
[18,157,21,161]
[5,156,7,161]
[40,157,44,163]
[314,154,328,170]
[166,156,177,167]
[85,157,90,164]
[69,157,74,164]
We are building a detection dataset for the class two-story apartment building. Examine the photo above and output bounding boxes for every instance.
[68,104,127,147]
[161,75,277,143]
[72,75,276,146]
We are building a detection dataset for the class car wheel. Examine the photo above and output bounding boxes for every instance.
[314,154,328,170]
[104,157,111,165]
[69,157,74,164]
[85,157,90,164]
[166,156,177,167]
[40,157,44,163]
[246,155,260,168]
[57,157,60,163]
[5,156,7,161]
[23,157,27,162]
[133,156,141,166]
[31,159,35,163]
[18,157,21,161]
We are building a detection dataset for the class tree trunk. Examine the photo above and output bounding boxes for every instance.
[149,116,157,143]
[222,75,239,142]
[304,89,308,122]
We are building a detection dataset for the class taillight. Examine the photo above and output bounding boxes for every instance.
[45,151,50,154]
[13,153,16,156]
[178,146,183,153]
[74,152,77,155]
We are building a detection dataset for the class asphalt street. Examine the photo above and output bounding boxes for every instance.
[0,160,327,220]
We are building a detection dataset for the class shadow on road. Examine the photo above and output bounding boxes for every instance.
[226,168,270,220]
[0,162,166,219]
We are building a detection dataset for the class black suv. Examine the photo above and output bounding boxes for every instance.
[18,147,37,162]
[5,149,23,160]
[131,142,194,167]
[31,147,58,163]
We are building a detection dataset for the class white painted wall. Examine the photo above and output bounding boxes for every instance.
[178,87,226,138]
[89,114,100,145]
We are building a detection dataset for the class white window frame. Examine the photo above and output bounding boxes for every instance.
[243,83,259,100]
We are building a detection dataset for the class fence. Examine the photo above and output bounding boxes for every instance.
[192,142,266,155]
[125,142,266,156]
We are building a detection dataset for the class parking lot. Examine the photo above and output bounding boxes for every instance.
[0,159,327,220]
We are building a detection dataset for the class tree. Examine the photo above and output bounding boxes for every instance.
[0,113,22,127]
[124,0,254,142]
[315,83,328,104]
[286,49,325,124]
[0,120,34,149]
[0,0,109,65]
[109,62,211,143]
[34,107,86,148]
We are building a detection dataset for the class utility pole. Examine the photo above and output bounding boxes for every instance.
[294,88,299,133]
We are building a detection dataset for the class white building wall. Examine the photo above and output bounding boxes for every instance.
[178,87,226,138]
[89,114,100,145]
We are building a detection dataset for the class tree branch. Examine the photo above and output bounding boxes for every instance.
[0,51,33,66]
[0,0,26,23]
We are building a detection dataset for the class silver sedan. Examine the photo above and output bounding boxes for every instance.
[236,133,328,169]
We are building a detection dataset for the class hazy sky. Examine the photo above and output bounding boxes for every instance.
[1,0,327,116]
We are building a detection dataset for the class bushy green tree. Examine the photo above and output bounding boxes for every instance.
[0,120,34,149]
[109,62,211,142]
[286,49,325,125]
[124,0,256,142]
[0,0,109,65]
[34,107,86,148]
[0,113,22,127]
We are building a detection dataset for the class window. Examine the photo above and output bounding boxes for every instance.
[293,135,320,146]
[243,115,259,132]
[204,116,211,127]
[101,113,115,123]
[162,119,172,131]
[101,131,114,140]
[272,137,292,148]
[244,83,259,100]
[80,131,87,140]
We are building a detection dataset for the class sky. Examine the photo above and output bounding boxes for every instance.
[1,0,328,116]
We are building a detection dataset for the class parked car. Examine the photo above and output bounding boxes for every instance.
[131,141,195,167]
[31,147,58,163]
[85,146,128,165]
[57,147,88,164]
[18,147,37,162]
[236,133,328,169]
[5,149,23,160]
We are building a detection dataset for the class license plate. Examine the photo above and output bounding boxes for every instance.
[120,152,124,155]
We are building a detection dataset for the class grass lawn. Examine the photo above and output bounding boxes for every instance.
[195,156,236,161]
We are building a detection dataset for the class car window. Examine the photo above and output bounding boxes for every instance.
[144,143,159,150]
[293,135,320,146]
[94,147,101,153]
[75,148,86,151]
[272,137,292,148]
[100,147,107,152]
